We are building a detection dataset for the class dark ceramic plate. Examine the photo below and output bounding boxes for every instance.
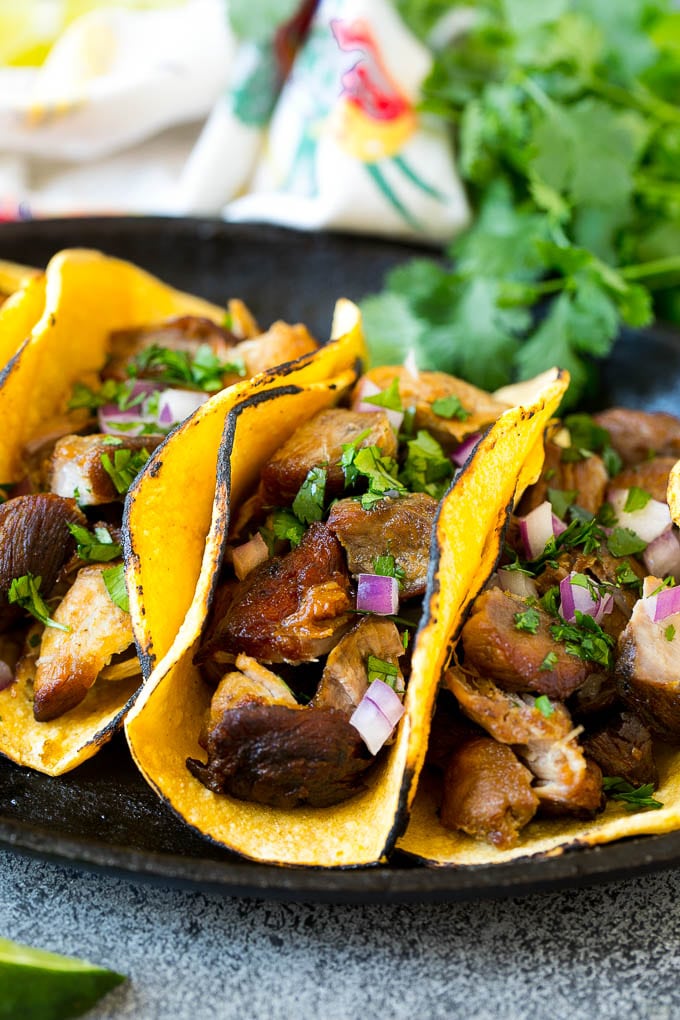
[1,216,679,904]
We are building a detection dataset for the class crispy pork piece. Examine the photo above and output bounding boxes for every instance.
[616,589,680,740]
[461,589,589,699]
[610,456,678,505]
[440,734,539,849]
[522,737,604,818]
[582,710,658,787]
[32,564,135,721]
[260,408,397,506]
[0,494,86,631]
[593,408,680,466]
[197,523,352,665]
[359,366,506,448]
[326,493,437,600]
[313,617,404,714]
[233,321,318,377]
[48,434,162,506]
[518,442,608,516]
[104,315,238,381]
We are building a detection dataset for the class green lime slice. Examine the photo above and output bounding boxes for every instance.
[0,938,125,1020]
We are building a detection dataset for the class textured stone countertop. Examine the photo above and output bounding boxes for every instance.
[2,848,680,1019]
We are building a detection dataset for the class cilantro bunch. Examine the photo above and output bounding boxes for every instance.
[364,0,680,406]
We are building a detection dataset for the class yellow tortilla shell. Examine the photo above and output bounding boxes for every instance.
[668,460,680,527]
[0,274,46,373]
[125,350,567,866]
[0,257,39,297]
[0,247,225,482]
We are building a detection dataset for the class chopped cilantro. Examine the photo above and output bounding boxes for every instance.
[603,777,663,812]
[340,430,371,487]
[534,693,554,715]
[373,553,406,587]
[267,509,306,549]
[547,488,577,521]
[431,394,470,421]
[607,527,647,558]
[665,624,676,642]
[292,466,327,524]
[597,502,618,528]
[400,429,453,500]
[615,561,642,594]
[102,564,130,613]
[538,652,558,674]
[342,444,408,509]
[514,608,540,634]
[7,574,69,632]
[367,655,400,688]
[550,611,615,671]
[539,586,560,617]
[68,523,122,563]
[362,378,403,412]
[623,487,652,513]
[101,447,151,495]
[128,343,245,392]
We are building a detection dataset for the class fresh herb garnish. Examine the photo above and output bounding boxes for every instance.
[102,564,130,613]
[101,447,151,495]
[597,502,618,528]
[607,527,648,558]
[267,509,306,549]
[603,777,663,812]
[68,523,122,563]
[547,488,577,521]
[367,655,400,688]
[292,466,327,524]
[538,652,558,674]
[399,429,454,500]
[7,573,69,632]
[342,443,408,509]
[514,608,540,634]
[540,586,561,617]
[373,553,406,587]
[561,415,621,474]
[431,394,470,421]
[615,561,642,594]
[362,378,403,412]
[623,487,652,513]
[534,693,554,715]
[665,624,676,642]
[129,343,245,391]
[550,611,615,670]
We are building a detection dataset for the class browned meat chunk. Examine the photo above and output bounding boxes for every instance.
[616,593,680,740]
[48,434,161,505]
[0,494,86,631]
[593,408,680,466]
[260,408,397,506]
[518,442,608,516]
[326,493,438,599]
[610,457,678,505]
[32,564,136,721]
[187,702,372,808]
[313,617,404,714]
[197,522,352,664]
[582,710,657,787]
[444,666,574,745]
[359,366,506,447]
[569,671,619,718]
[524,740,604,818]
[461,589,589,699]
[233,321,318,377]
[104,315,238,382]
[440,735,539,849]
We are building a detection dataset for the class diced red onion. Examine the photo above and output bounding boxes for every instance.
[644,583,680,623]
[497,568,538,599]
[350,679,405,755]
[451,432,482,467]
[97,381,163,435]
[518,501,555,560]
[356,573,399,615]
[551,513,567,537]
[643,529,680,579]
[232,532,269,581]
[0,660,14,692]
[559,572,613,624]
[352,379,404,433]
[608,488,672,544]
[156,388,208,428]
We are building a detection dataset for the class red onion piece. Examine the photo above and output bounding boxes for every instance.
[97,380,163,435]
[497,568,538,600]
[0,660,14,692]
[156,388,208,428]
[518,501,555,560]
[451,432,482,467]
[643,529,680,579]
[352,379,404,433]
[558,572,612,624]
[551,513,567,537]
[232,532,269,581]
[608,488,672,544]
[350,679,405,755]
[356,573,399,615]
[644,583,680,622]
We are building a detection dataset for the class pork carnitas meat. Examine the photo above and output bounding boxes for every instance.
[326,493,438,600]
[260,407,397,506]
[440,734,539,849]
[197,522,352,665]
[313,617,404,713]
[187,655,372,808]
[104,315,239,381]
[593,408,680,466]
[518,442,608,516]
[0,494,86,631]
[610,456,678,504]
[461,589,589,699]
[48,434,162,506]
[582,710,657,787]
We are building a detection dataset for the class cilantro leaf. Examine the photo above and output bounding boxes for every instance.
[101,448,151,495]
[268,509,306,549]
[68,523,122,563]
[7,574,69,632]
[367,655,400,689]
[292,466,327,524]
[607,527,648,557]
[602,776,663,812]
[623,486,652,512]
[514,608,541,633]
[102,564,129,613]
[400,430,454,500]
[431,394,470,421]
[363,378,403,412]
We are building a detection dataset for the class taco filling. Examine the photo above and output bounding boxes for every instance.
[188,369,510,809]
[419,406,680,852]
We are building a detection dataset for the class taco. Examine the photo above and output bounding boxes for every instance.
[398,405,680,865]
[0,248,323,776]
[0,272,45,373]
[124,323,567,867]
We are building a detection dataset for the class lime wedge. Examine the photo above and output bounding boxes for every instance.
[0,938,125,1019]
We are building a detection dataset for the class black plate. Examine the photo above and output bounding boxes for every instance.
[1,215,679,904]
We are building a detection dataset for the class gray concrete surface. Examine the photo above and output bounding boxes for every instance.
[2,849,680,1019]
